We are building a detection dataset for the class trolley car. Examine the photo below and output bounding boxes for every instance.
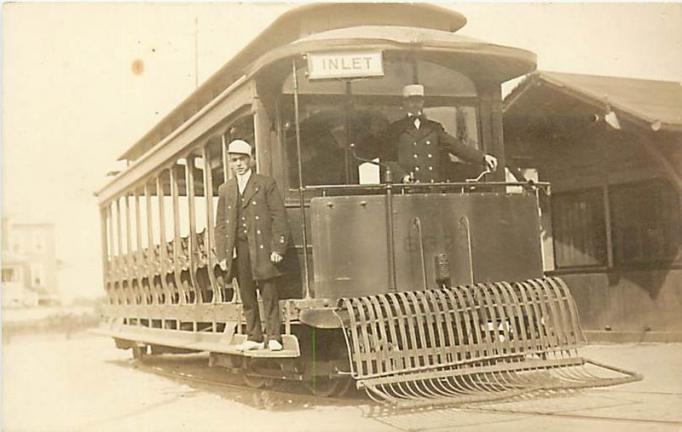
[96,3,639,406]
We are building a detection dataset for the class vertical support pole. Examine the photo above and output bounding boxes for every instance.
[253,96,272,175]
[459,216,475,285]
[134,191,147,304]
[385,184,397,292]
[221,134,231,183]
[125,194,137,305]
[292,58,311,299]
[603,185,614,268]
[185,154,201,302]
[170,165,187,304]
[479,84,506,182]
[344,80,353,183]
[100,206,111,304]
[599,128,614,269]
[108,204,119,304]
[272,102,287,188]
[125,194,138,305]
[144,183,159,305]
[115,198,128,304]
[156,175,172,304]
[202,145,221,303]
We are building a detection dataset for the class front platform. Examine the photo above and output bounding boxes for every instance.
[92,320,300,358]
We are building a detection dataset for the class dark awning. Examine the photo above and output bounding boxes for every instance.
[505,71,682,133]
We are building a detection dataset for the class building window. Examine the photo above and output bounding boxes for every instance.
[33,231,45,253]
[609,178,681,266]
[2,267,17,283]
[552,188,607,268]
[11,232,22,254]
[30,263,45,288]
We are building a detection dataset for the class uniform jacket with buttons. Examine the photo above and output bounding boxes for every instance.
[214,173,289,281]
[379,116,487,183]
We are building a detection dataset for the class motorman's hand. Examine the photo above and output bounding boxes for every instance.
[218,259,227,271]
[402,173,416,183]
[270,252,283,264]
[484,154,498,172]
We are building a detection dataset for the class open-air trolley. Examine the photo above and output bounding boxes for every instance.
[96,3,639,406]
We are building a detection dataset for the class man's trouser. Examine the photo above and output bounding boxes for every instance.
[235,238,281,343]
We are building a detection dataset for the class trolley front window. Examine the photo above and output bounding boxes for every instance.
[280,98,480,187]
[279,56,481,189]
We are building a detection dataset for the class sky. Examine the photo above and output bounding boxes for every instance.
[3,2,682,302]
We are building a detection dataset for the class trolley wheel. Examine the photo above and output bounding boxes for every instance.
[242,374,275,389]
[132,344,148,360]
[305,377,353,398]
[240,357,278,389]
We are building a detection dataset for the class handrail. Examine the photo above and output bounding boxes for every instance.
[301,181,551,195]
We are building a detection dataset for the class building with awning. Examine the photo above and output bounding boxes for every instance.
[504,71,682,341]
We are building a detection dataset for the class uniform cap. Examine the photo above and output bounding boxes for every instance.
[402,84,425,98]
[227,139,252,156]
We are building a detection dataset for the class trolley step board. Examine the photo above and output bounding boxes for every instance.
[93,322,301,358]
[337,277,641,408]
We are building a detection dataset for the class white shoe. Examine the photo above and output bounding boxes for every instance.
[239,340,264,351]
[267,340,283,351]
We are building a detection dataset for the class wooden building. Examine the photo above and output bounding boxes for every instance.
[1,218,60,307]
[504,71,682,340]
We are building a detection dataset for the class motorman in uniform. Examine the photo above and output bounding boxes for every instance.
[374,84,498,183]
[214,139,289,351]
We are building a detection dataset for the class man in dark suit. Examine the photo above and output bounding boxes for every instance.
[379,84,498,183]
[214,139,289,351]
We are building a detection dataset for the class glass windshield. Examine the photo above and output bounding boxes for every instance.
[280,56,481,188]
[282,97,480,187]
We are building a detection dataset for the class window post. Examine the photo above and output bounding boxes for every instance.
[603,185,614,268]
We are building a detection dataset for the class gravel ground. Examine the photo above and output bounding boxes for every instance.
[2,332,681,432]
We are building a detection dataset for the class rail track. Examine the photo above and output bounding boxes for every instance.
[124,352,361,410]
[122,351,682,432]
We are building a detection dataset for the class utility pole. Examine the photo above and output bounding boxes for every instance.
[194,17,199,89]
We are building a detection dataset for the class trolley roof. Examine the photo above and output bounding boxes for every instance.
[118,3,467,162]
[252,25,535,83]
[116,4,536,164]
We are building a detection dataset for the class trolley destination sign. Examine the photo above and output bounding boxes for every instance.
[307,50,384,80]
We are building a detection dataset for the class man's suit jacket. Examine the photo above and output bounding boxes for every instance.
[214,173,289,281]
[379,116,486,183]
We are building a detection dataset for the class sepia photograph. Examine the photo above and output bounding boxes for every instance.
[2,2,681,431]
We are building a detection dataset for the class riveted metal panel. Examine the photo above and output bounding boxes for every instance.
[311,196,389,299]
[310,192,543,300]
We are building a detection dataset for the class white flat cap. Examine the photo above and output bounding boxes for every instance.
[402,84,424,98]
[227,139,252,156]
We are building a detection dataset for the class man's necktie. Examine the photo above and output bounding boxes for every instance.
[409,114,422,129]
